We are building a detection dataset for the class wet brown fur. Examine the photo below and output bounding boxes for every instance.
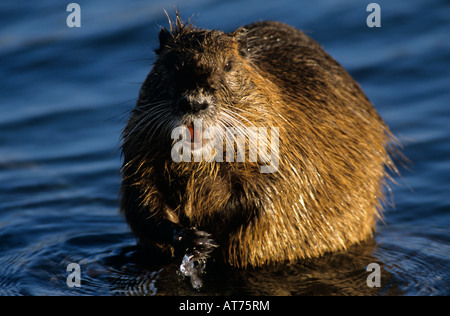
[120,13,399,267]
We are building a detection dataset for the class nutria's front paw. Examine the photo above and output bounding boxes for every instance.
[174,226,217,260]
[174,227,217,289]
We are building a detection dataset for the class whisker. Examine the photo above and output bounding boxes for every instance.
[123,100,175,147]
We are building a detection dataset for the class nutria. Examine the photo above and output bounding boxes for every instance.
[120,14,398,268]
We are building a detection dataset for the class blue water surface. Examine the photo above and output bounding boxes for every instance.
[0,0,449,295]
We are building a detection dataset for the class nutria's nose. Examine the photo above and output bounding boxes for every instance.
[178,96,209,114]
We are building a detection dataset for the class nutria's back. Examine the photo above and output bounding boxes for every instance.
[120,15,398,267]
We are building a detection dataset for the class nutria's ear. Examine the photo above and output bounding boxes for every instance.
[233,27,249,58]
[155,27,171,55]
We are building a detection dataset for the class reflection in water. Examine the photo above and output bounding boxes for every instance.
[104,240,403,296]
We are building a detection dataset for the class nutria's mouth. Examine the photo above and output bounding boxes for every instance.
[184,120,215,152]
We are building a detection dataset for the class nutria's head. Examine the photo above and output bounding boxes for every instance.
[125,17,280,163]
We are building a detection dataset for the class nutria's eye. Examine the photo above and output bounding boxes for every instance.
[224,61,232,72]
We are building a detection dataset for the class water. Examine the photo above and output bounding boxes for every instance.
[0,0,449,296]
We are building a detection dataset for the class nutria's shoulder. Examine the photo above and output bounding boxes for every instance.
[236,20,320,66]
[235,21,359,101]
[239,20,307,37]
